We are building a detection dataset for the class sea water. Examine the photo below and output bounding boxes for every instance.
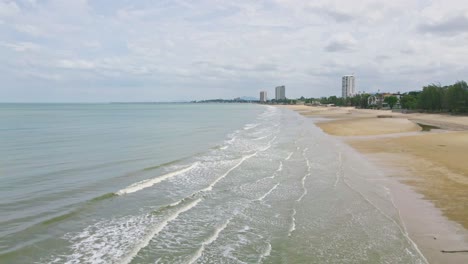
[0,103,426,263]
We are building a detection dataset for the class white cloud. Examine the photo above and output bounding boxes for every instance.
[0,1,20,17]
[83,40,101,49]
[57,59,96,70]
[2,0,468,101]
[1,41,40,52]
[15,24,47,37]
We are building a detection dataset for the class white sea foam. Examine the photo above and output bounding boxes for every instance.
[59,198,201,264]
[260,136,277,152]
[276,162,283,172]
[257,242,272,263]
[244,123,259,130]
[296,173,309,202]
[257,183,279,201]
[288,209,296,236]
[334,152,342,188]
[226,130,240,144]
[343,178,429,264]
[119,198,202,264]
[201,152,257,192]
[253,135,269,141]
[285,152,293,160]
[187,218,231,264]
[116,162,199,195]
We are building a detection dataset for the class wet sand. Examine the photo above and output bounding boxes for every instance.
[279,105,468,263]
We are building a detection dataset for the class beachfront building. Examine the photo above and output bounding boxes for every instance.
[259,91,267,102]
[275,85,286,100]
[368,92,402,109]
[342,75,355,98]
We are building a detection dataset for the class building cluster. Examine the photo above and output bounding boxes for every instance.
[257,75,401,109]
[259,85,286,102]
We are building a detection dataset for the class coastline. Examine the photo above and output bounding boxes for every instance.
[279,105,468,263]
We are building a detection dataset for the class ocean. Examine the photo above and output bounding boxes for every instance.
[0,103,426,263]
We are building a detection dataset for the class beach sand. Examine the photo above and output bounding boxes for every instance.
[280,105,468,263]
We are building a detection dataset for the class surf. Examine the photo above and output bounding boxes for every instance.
[116,162,199,195]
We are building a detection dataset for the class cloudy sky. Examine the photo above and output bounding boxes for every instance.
[1,0,468,102]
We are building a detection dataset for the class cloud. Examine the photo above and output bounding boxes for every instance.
[418,14,468,35]
[1,41,40,52]
[57,59,96,70]
[2,0,468,101]
[307,6,355,22]
[83,40,101,49]
[324,33,357,52]
[0,1,20,17]
[15,24,47,37]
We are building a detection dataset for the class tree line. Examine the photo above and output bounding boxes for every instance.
[401,81,468,113]
[301,81,468,114]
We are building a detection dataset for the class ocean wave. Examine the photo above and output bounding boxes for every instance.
[55,197,202,264]
[142,158,185,171]
[200,152,257,192]
[256,183,279,201]
[257,242,272,263]
[119,198,202,264]
[244,123,259,130]
[116,162,199,195]
[187,218,231,264]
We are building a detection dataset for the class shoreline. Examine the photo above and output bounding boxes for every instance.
[279,105,468,263]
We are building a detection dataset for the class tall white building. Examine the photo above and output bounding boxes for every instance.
[275,85,286,100]
[342,75,355,98]
[259,91,267,102]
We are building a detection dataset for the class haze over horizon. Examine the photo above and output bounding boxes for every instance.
[1,0,468,102]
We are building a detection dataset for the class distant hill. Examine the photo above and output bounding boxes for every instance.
[238,96,258,101]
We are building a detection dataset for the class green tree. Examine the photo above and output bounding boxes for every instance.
[419,84,444,111]
[384,96,398,109]
[360,94,370,109]
[400,94,418,109]
[444,81,468,113]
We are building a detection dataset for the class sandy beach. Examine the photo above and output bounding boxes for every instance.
[280,105,468,263]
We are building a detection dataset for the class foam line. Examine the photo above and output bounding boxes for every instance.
[257,183,279,201]
[253,135,269,141]
[334,152,342,188]
[187,218,231,264]
[201,153,257,192]
[116,162,199,195]
[257,242,272,263]
[119,198,202,264]
[296,149,310,202]
[343,179,429,264]
[276,162,283,172]
[296,173,309,202]
[285,152,293,160]
[288,209,296,236]
[244,123,259,130]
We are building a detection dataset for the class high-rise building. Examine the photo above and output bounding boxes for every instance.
[342,75,355,98]
[259,91,267,102]
[275,85,286,100]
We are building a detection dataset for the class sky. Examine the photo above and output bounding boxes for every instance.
[1,0,468,102]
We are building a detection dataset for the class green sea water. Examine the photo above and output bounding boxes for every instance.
[0,103,426,263]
